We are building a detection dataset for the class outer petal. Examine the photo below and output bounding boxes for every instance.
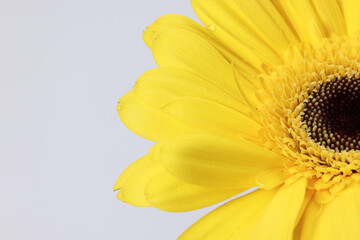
[279,0,326,46]
[179,179,310,240]
[191,0,299,68]
[113,156,162,207]
[133,67,253,118]
[150,28,257,101]
[342,0,360,35]
[294,197,322,240]
[178,189,278,240]
[161,97,262,141]
[114,156,243,211]
[151,131,284,189]
[302,182,360,239]
[312,0,346,36]
[120,71,261,142]
[146,171,243,212]
[143,14,257,77]
[117,91,192,142]
[249,178,309,240]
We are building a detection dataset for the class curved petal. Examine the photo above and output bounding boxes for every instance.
[146,171,243,212]
[133,67,253,117]
[151,131,284,189]
[119,83,260,142]
[150,28,256,101]
[117,91,192,142]
[179,189,277,240]
[191,0,299,67]
[248,178,309,240]
[113,156,162,207]
[114,156,244,211]
[161,97,262,141]
[179,179,310,240]
[143,14,257,77]
[304,182,360,239]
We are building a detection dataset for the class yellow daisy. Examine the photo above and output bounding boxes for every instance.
[115,0,360,239]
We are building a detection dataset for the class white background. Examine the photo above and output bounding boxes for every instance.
[0,0,211,239]
[0,1,252,239]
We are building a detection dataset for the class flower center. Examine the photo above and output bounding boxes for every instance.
[257,36,360,195]
[302,77,360,152]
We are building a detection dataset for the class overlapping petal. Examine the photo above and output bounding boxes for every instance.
[114,156,244,211]
[276,0,348,45]
[114,156,162,207]
[297,182,360,239]
[161,97,262,141]
[117,91,192,142]
[146,171,243,212]
[179,179,309,240]
[294,197,322,240]
[119,67,262,142]
[247,178,309,240]
[150,27,258,100]
[143,14,257,77]
[133,67,254,118]
[178,189,278,240]
[313,0,346,36]
[191,0,299,68]
[272,0,325,46]
[150,131,284,189]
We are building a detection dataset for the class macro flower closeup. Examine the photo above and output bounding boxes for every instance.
[115,0,360,239]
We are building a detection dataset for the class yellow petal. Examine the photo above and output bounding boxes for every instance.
[152,131,284,189]
[201,0,298,51]
[113,156,162,207]
[313,0,346,36]
[161,97,262,141]
[310,182,360,239]
[133,67,252,117]
[314,189,335,204]
[143,14,257,76]
[145,171,243,212]
[117,91,192,142]
[151,28,251,100]
[294,197,322,240]
[178,189,277,240]
[280,0,326,46]
[256,168,288,190]
[252,178,308,239]
[115,155,242,211]
[191,0,294,69]
[232,68,261,114]
[342,0,360,35]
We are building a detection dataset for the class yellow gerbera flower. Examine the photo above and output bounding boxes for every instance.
[114,0,360,239]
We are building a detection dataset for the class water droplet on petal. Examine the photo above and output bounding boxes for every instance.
[208,25,215,32]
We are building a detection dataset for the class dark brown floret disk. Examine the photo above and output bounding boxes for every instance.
[302,77,360,152]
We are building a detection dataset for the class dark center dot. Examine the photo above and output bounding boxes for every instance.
[302,77,360,151]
